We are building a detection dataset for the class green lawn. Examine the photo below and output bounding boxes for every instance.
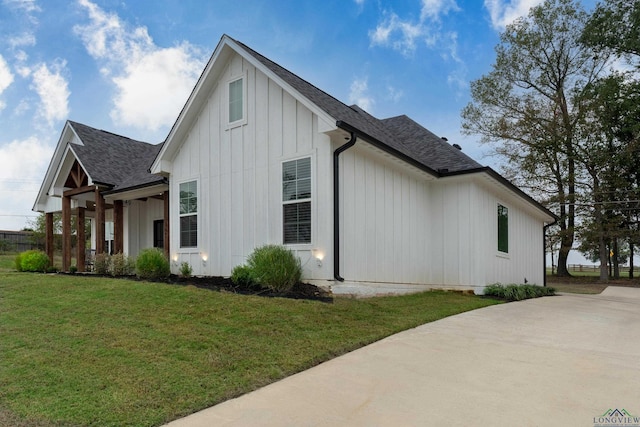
[0,257,501,427]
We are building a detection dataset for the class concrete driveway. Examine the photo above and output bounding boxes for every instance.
[165,287,640,427]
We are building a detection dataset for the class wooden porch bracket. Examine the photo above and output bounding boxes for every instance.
[114,200,124,254]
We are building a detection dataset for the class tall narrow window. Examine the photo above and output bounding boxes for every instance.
[283,157,311,244]
[498,204,508,253]
[179,181,197,248]
[229,78,243,123]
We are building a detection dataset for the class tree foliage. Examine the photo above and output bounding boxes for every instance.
[461,0,610,276]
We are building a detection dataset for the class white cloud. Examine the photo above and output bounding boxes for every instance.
[0,55,15,112]
[30,61,70,126]
[74,0,205,132]
[368,0,459,57]
[386,85,404,103]
[421,0,460,21]
[8,32,36,49]
[0,55,14,94]
[349,77,375,112]
[2,0,41,13]
[484,0,543,30]
[0,136,52,230]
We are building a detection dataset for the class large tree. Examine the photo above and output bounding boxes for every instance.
[461,0,610,276]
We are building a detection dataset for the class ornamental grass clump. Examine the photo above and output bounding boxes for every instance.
[17,250,50,273]
[483,283,555,301]
[111,252,136,276]
[244,244,301,293]
[135,248,170,281]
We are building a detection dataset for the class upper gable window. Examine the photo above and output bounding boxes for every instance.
[229,77,244,124]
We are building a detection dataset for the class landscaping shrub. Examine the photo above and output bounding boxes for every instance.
[111,252,135,276]
[136,248,170,280]
[246,244,301,293]
[69,265,78,274]
[94,253,110,275]
[230,264,255,288]
[179,261,193,278]
[483,283,555,301]
[18,250,50,273]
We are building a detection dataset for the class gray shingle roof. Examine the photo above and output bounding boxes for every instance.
[69,121,165,192]
[232,36,481,174]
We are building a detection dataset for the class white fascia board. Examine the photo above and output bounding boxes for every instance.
[33,121,77,211]
[151,39,231,175]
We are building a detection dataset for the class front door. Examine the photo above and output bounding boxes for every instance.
[153,220,164,249]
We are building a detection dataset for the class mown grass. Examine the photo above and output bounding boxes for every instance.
[0,257,501,427]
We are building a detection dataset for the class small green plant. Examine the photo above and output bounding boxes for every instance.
[136,248,170,280]
[111,252,135,276]
[69,265,78,274]
[179,261,193,278]
[483,283,555,301]
[230,264,255,287]
[94,253,110,275]
[18,250,50,273]
[245,244,301,293]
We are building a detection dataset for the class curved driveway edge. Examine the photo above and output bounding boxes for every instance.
[164,287,640,427]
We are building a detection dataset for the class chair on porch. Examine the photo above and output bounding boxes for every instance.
[85,249,96,272]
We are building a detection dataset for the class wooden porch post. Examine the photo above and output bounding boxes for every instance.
[76,207,86,272]
[62,195,71,271]
[163,191,170,259]
[95,188,105,255]
[114,200,124,254]
[45,212,54,266]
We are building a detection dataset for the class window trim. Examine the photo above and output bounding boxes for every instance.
[282,156,313,246]
[178,179,198,249]
[227,73,247,128]
[497,203,509,255]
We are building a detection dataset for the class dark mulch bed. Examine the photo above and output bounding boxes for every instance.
[168,275,333,302]
[63,271,333,302]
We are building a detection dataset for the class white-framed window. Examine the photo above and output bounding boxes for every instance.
[497,203,508,254]
[179,180,198,248]
[282,157,311,244]
[228,76,244,125]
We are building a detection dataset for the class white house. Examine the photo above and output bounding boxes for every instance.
[34,34,556,295]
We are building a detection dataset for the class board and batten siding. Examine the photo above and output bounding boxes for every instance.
[430,176,545,291]
[338,143,432,285]
[124,198,165,258]
[339,157,546,292]
[169,52,333,278]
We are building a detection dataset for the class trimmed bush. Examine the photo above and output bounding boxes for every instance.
[179,261,193,278]
[246,244,301,293]
[484,283,555,301]
[136,248,170,281]
[94,253,110,275]
[111,252,135,276]
[18,250,50,273]
[230,264,255,288]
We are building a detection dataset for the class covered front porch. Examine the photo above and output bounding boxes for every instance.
[33,120,169,272]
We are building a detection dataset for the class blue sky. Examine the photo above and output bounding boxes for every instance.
[0,0,597,231]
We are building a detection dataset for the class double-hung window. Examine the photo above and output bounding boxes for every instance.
[229,77,243,124]
[179,181,197,248]
[497,204,508,253]
[282,157,311,244]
